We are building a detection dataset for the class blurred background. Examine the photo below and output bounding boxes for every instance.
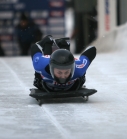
[0,0,126,56]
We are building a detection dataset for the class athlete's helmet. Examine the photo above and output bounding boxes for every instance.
[50,49,75,84]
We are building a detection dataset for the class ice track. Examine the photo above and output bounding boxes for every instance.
[0,51,127,139]
[1,7,127,139]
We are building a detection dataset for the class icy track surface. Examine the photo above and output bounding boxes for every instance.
[0,51,127,139]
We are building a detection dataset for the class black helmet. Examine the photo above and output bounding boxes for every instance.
[50,49,75,84]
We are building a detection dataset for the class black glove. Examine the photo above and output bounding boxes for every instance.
[38,35,53,55]
[55,37,70,51]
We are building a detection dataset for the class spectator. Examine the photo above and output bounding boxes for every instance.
[15,12,43,56]
[0,40,5,56]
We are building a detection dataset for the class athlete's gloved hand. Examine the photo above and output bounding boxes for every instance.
[38,35,53,55]
[55,37,70,51]
[38,35,53,47]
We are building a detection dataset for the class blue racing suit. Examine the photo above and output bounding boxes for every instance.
[31,36,96,92]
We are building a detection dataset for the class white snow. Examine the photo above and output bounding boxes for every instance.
[91,23,127,53]
[0,23,127,139]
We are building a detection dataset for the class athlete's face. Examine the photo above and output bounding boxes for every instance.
[54,68,71,79]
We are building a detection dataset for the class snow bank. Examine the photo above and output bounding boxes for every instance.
[91,23,127,53]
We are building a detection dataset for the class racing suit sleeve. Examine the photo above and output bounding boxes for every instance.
[72,46,96,90]
[31,35,53,59]
[81,46,96,64]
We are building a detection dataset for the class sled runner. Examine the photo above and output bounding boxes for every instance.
[29,87,97,105]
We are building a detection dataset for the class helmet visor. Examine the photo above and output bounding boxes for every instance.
[50,63,75,84]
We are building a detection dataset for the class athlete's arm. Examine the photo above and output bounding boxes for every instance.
[31,35,53,72]
[74,46,96,77]
[31,35,53,59]
[81,46,96,64]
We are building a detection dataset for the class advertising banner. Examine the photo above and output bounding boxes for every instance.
[0,0,65,55]
[97,0,117,37]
